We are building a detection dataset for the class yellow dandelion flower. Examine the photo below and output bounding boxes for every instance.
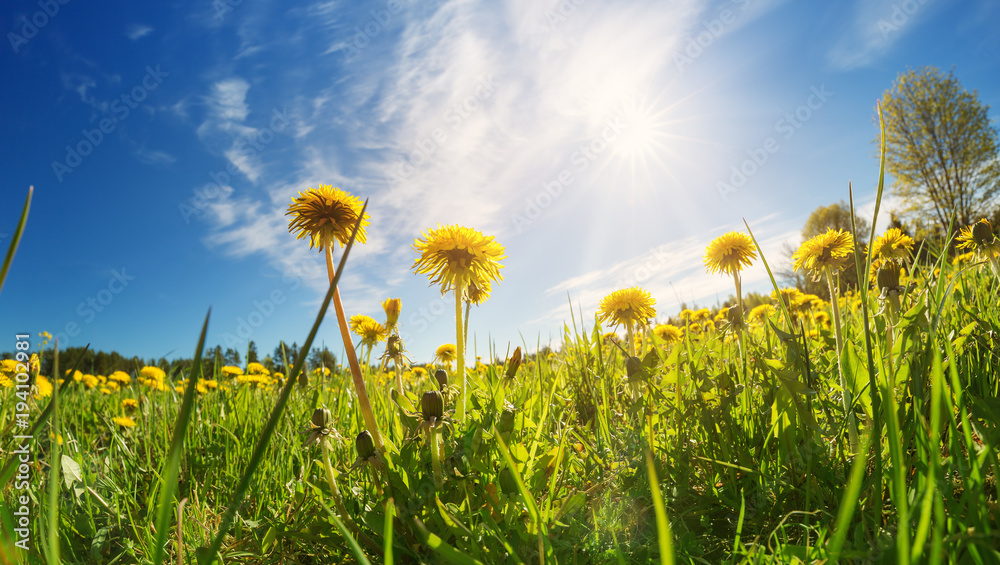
[140,366,166,382]
[957,219,996,251]
[109,371,131,385]
[412,367,427,379]
[349,314,387,347]
[246,362,269,375]
[0,373,11,388]
[792,229,855,277]
[703,231,756,276]
[382,298,402,330]
[0,359,19,378]
[122,398,139,410]
[221,365,243,377]
[691,308,712,322]
[34,375,53,398]
[412,224,506,296]
[814,310,831,326]
[285,184,369,250]
[602,332,621,346]
[435,344,457,364]
[28,354,39,375]
[82,374,99,389]
[653,324,683,343]
[597,287,656,329]
[464,279,491,305]
[868,228,914,261]
[748,303,775,323]
[113,416,136,429]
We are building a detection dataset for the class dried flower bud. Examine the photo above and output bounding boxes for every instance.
[505,347,522,380]
[434,369,448,389]
[386,335,404,357]
[422,390,444,421]
[356,430,376,460]
[877,261,901,292]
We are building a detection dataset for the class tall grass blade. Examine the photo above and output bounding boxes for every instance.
[200,200,368,564]
[0,186,32,297]
[827,425,871,559]
[645,449,674,565]
[46,339,61,564]
[152,310,211,565]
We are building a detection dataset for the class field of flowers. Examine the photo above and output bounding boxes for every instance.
[2,118,1000,564]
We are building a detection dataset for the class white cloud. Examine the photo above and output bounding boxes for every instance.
[828,0,938,70]
[125,24,153,40]
[135,148,177,165]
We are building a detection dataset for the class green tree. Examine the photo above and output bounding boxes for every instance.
[880,67,1000,234]
[779,201,869,298]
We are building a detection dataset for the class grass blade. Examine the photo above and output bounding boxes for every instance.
[0,186,32,297]
[827,425,872,559]
[152,309,211,565]
[645,449,674,565]
[200,200,368,564]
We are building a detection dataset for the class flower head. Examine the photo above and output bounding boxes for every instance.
[748,303,776,323]
[464,279,491,305]
[957,219,997,252]
[286,185,369,250]
[140,366,166,382]
[113,416,137,429]
[597,287,656,329]
[704,231,757,276]
[349,314,387,347]
[869,228,914,261]
[412,225,505,296]
[221,365,243,377]
[653,324,683,343]
[435,344,457,364]
[109,371,131,385]
[246,362,269,376]
[34,375,53,398]
[792,229,855,278]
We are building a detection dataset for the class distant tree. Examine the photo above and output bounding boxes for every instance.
[779,201,869,298]
[880,66,1000,234]
[223,347,241,366]
[308,346,337,374]
[272,341,300,373]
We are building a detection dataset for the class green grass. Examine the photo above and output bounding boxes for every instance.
[2,246,999,563]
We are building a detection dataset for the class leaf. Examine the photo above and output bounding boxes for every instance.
[61,454,82,489]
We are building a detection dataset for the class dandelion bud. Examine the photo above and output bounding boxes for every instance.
[499,467,519,496]
[382,298,402,329]
[356,430,376,460]
[311,407,332,429]
[972,220,995,247]
[422,390,444,421]
[505,347,521,380]
[498,407,516,435]
[434,369,448,389]
[386,335,405,357]
[28,353,40,375]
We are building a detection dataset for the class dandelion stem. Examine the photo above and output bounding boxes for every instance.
[326,246,383,451]
[430,425,444,490]
[321,446,379,553]
[827,267,859,452]
[454,279,467,422]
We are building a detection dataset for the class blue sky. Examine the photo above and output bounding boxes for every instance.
[2,0,998,364]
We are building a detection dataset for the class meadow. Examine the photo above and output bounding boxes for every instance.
[2,118,1000,565]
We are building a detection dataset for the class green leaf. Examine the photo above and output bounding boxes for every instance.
[61,454,82,489]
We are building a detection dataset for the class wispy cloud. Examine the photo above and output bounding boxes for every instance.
[828,0,938,70]
[135,148,177,166]
[125,24,153,40]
